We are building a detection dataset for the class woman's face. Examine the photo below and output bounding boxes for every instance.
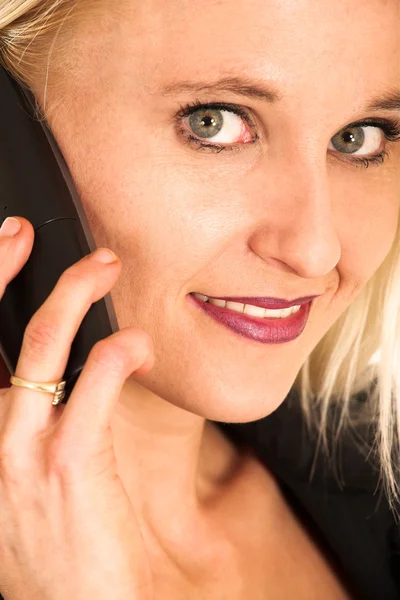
[39,0,400,422]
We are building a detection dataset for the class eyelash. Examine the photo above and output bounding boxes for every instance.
[174,100,400,168]
[175,100,257,155]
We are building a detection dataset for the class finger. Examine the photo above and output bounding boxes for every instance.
[0,216,34,300]
[4,249,121,441]
[0,217,34,423]
[52,326,154,456]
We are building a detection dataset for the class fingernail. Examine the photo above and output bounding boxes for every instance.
[91,248,118,264]
[0,217,21,237]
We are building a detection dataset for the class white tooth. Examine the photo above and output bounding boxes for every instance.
[243,304,267,318]
[264,305,301,318]
[193,293,209,302]
[194,293,302,319]
[264,308,283,317]
[209,298,227,308]
[225,301,245,313]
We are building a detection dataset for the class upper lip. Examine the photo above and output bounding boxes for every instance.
[192,294,321,309]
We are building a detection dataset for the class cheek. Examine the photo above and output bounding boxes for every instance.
[49,112,244,297]
[334,180,400,298]
[93,154,249,276]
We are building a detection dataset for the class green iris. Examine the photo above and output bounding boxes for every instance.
[331,126,365,154]
[189,108,224,139]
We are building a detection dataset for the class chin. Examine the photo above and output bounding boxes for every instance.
[144,370,296,424]
[195,390,291,424]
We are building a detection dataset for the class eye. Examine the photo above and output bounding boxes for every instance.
[328,125,383,157]
[176,101,257,150]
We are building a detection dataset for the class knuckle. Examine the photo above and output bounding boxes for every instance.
[124,327,153,364]
[47,440,75,476]
[47,436,88,479]
[0,444,14,473]
[58,267,97,308]
[131,327,153,353]
[0,441,28,482]
[89,339,128,374]
[23,316,58,358]
[60,266,92,290]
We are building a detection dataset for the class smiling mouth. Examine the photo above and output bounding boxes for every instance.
[187,292,313,344]
[190,292,305,320]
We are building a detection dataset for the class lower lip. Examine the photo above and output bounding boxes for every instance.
[187,295,312,344]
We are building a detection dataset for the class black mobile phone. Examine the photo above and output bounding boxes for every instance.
[0,65,119,404]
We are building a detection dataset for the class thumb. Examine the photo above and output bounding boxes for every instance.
[52,327,154,458]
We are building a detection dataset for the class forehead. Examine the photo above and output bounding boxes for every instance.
[117,0,399,70]
[71,0,399,135]
[106,0,399,115]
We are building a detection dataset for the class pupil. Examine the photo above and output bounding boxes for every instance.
[202,115,214,127]
[343,131,355,143]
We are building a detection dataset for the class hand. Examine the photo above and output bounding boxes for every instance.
[0,217,154,600]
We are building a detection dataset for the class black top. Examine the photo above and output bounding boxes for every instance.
[214,387,400,600]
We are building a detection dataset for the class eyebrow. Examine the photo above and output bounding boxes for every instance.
[161,76,283,103]
[366,88,400,112]
[161,76,400,112]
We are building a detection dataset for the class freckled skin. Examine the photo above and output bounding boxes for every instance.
[30,0,400,564]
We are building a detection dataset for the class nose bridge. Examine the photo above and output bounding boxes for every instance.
[249,152,341,279]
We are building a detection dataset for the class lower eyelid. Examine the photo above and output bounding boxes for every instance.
[329,148,390,168]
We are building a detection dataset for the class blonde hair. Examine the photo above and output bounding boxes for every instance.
[1,0,400,512]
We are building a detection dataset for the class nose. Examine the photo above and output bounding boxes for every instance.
[248,155,341,280]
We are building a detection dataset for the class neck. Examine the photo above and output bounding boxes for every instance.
[109,377,240,540]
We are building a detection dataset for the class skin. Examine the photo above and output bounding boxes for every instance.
[26,0,400,571]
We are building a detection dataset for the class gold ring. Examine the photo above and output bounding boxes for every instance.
[9,376,67,405]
